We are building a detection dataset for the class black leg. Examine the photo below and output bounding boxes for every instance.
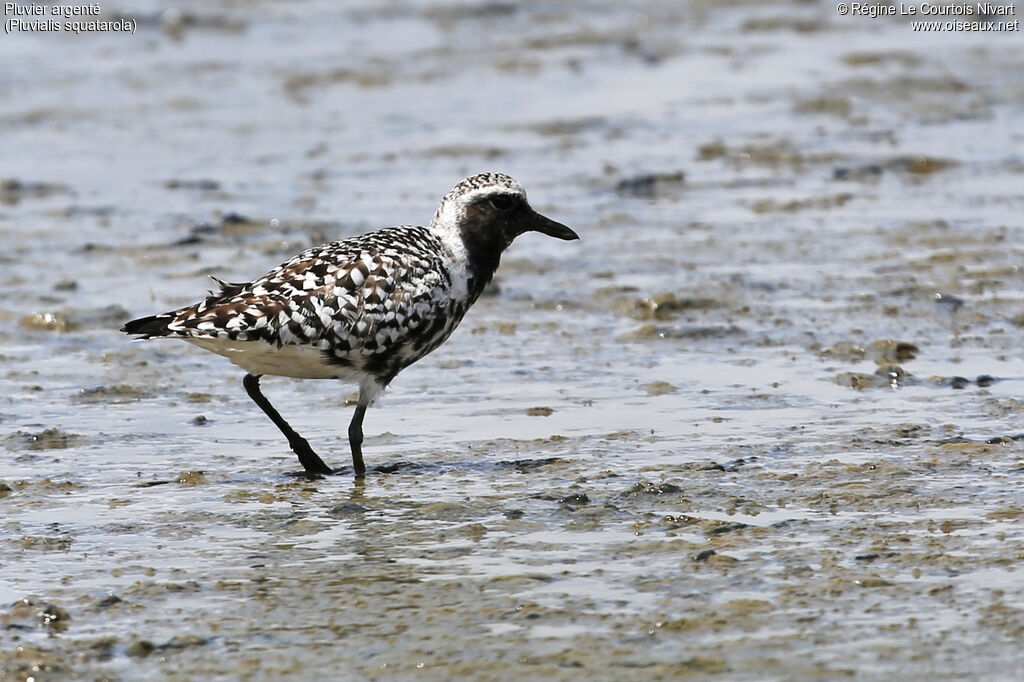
[242,373,333,476]
[348,399,368,478]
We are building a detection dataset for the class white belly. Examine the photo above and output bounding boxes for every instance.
[185,337,356,381]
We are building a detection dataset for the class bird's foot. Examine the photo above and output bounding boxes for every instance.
[288,436,334,476]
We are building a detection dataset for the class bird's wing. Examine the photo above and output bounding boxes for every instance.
[144,227,451,358]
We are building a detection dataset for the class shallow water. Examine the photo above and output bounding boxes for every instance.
[2,1,1024,680]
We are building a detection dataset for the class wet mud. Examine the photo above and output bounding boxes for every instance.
[2,1,1024,680]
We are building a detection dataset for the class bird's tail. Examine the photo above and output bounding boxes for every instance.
[121,314,173,338]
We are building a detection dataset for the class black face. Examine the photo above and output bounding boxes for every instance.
[466,192,527,240]
[487,194,518,212]
[457,190,579,294]
[466,192,578,246]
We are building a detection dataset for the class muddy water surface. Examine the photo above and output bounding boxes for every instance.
[2,1,1024,680]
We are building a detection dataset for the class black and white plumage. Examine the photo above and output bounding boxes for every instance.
[122,172,579,477]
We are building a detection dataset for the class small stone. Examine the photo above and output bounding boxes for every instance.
[39,603,70,631]
[642,381,678,396]
[704,521,748,536]
[20,311,75,332]
[127,641,156,658]
[693,549,716,562]
[176,471,207,485]
[327,503,369,518]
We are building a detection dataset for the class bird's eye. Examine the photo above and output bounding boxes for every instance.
[488,195,517,211]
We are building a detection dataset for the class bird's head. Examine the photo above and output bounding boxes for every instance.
[431,173,578,258]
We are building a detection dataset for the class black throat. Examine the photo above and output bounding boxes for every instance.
[456,206,515,302]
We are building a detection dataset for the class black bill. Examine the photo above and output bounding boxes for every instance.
[530,211,579,240]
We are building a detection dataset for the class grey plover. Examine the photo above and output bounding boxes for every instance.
[122,172,578,477]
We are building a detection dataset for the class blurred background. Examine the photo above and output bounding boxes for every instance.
[2,1,1024,679]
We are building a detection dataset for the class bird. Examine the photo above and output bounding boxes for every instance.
[121,172,579,477]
